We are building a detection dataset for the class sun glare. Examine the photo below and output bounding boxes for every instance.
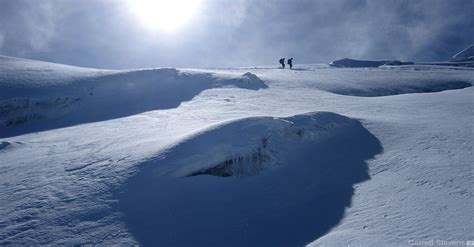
[128,0,201,32]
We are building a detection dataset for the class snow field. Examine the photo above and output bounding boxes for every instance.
[0,56,473,246]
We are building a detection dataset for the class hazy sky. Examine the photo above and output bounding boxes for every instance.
[0,0,473,69]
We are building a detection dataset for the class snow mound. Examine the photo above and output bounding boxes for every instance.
[303,68,473,97]
[322,79,472,97]
[329,58,414,68]
[0,141,23,151]
[0,141,11,150]
[239,72,267,89]
[0,56,267,136]
[116,112,382,246]
[452,44,474,62]
[214,72,268,90]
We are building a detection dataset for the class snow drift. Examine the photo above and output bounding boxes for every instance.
[0,56,267,137]
[116,112,382,246]
[286,67,473,97]
[0,141,11,150]
[329,45,474,69]
[0,55,472,246]
[318,77,472,97]
[329,58,414,68]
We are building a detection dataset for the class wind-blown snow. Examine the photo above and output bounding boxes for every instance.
[0,56,267,137]
[329,58,414,68]
[0,57,473,246]
[116,112,382,246]
[248,65,473,97]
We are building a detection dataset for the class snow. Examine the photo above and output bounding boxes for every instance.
[0,56,473,246]
[330,54,474,68]
[0,56,266,137]
[117,112,381,246]
[329,58,414,68]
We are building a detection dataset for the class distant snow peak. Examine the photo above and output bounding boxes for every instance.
[329,58,414,68]
[0,141,11,150]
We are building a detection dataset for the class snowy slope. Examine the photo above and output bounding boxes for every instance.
[227,64,472,97]
[0,56,266,137]
[0,57,473,246]
[117,112,382,246]
[329,58,414,68]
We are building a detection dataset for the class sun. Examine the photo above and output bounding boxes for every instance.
[128,0,201,32]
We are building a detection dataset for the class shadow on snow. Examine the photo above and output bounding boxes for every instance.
[115,112,383,246]
[0,69,267,138]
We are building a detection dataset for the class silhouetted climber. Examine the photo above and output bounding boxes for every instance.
[288,58,293,69]
[279,58,285,69]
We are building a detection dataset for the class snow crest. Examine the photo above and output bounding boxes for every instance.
[329,58,414,68]
[0,56,267,135]
[116,112,383,246]
[0,141,11,150]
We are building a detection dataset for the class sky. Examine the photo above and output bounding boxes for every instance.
[0,0,473,69]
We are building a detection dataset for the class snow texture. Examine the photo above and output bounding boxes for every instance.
[0,56,267,137]
[329,58,414,68]
[0,56,473,246]
[116,112,382,246]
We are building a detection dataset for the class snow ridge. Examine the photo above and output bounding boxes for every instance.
[329,58,414,68]
[0,56,267,136]
[116,112,382,246]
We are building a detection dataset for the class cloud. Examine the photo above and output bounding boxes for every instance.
[0,0,60,55]
[0,33,4,50]
[0,0,472,68]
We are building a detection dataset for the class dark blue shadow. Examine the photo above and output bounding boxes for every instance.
[115,113,382,246]
[1,70,267,138]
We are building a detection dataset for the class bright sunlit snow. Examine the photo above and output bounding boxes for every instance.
[0,55,473,246]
